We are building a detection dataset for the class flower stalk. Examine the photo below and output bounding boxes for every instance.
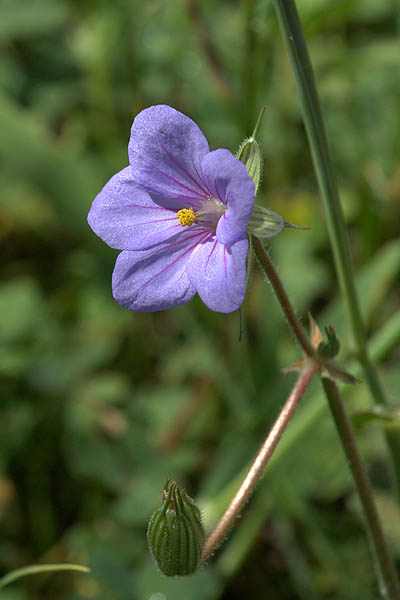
[322,378,400,600]
[251,233,399,597]
[201,364,318,564]
[270,0,400,492]
[251,234,317,359]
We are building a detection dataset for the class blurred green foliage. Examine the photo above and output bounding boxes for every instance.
[1,0,400,598]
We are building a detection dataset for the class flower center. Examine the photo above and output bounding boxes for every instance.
[176,198,225,231]
[177,208,196,227]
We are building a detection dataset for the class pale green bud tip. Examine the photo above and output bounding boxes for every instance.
[147,480,205,577]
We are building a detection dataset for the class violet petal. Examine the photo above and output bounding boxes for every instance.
[87,167,183,251]
[112,229,211,311]
[201,149,255,245]
[129,105,210,209]
[186,237,248,313]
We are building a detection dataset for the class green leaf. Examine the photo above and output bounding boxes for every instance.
[0,0,69,42]
[0,278,44,343]
[0,93,102,236]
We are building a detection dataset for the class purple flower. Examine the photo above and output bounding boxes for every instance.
[88,105,255,313]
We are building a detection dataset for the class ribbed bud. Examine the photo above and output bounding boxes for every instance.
[237,107,310,240]
[236,136,263,194]
[247,205,285,239]
[147,480,205,577]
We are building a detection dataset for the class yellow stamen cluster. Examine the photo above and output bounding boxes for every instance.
[176,208,196,227]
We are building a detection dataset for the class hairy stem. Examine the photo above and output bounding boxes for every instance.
[322,378,400,600]
[201,365,318,563]
[251,235,316,358]
[251,235,398,596]
[271,0,400,491]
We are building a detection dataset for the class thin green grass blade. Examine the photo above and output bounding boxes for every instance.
[0,564,90,590]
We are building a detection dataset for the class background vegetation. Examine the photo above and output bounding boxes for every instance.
[1,0,399,598]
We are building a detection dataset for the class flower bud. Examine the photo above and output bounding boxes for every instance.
[247,205,311,239]
[236,136,263,195]
[247,205,285,239]
[147,480,205,577]
[236,106,266,194]
[238,107,310,240]
[318,325,341,359]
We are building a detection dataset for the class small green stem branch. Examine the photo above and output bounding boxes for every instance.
[201,364,318,564]
[270,0,400,490]
[251,235,316,359]
[322,378,400,600]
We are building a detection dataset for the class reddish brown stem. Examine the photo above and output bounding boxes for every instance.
[251,235,317,359]
[201,365,318,563]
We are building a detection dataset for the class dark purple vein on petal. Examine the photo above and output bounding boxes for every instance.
[213,177,225,204]
[139,231,211,290]
[158,141,210,197]
[205,239,218,268]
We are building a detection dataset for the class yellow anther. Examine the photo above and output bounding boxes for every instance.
[176,208,196,227]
